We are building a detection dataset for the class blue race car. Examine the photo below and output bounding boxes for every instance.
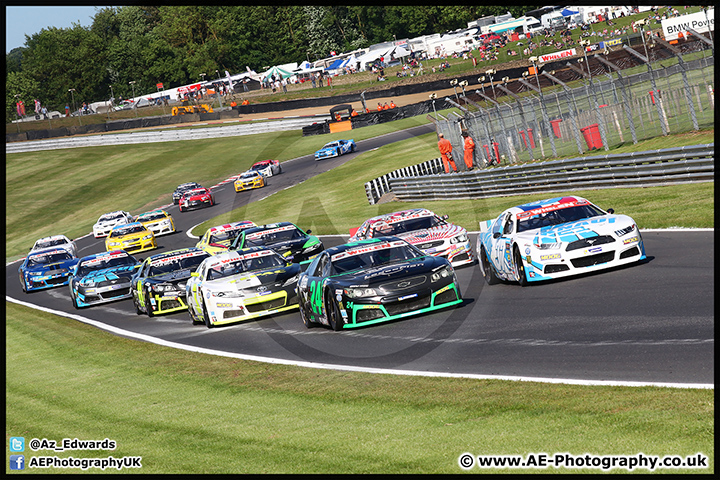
[68,250,141,308]
[314,139,356,161]
[18,248,79,293]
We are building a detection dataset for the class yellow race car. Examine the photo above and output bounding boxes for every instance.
[105,222,157,254]
[195,220,256,255]
[234,170,265,192]
[136,209,176,237]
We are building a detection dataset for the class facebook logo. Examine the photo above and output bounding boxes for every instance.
[10,455,25,470]
[10,437,25,452]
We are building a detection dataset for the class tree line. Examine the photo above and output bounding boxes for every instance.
[6,5,536,122]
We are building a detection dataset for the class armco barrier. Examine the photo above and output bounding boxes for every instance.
[366,144,713,204]
[364,157,445,204]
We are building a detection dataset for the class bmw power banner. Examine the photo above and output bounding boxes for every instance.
[661,8,714,41]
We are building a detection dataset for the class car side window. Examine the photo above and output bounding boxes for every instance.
[502,213,514,235]
[309,253,328,277]
[491,214,504,237]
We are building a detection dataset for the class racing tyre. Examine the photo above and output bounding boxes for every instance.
[132,290,144,315]
[19,274,27,293]
[480,246,499,285]
[188,297,202,325]
[514,246,529,287]
[350,144,356,153]
[144,287,155,317]
[179,206,185,213]
[202,299,214,328]
[326,292,344,331]
[70,288,80,309]
[298,298,315,329]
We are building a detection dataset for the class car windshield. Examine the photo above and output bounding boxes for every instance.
[330,242,422,274]
[100,213,125,222]
[27,251,73,266]
[185,189,206,196]
[206,251,286,280]
[209,230,242,244]
[244,226,304,246]
[148,253,208,276]
[241,172,258,179]
[516,204,606,232]
[34,238,68,249]
[76,255,135,276]
[139,212,166,221]
[323,142,339,148]
[178,183,199,191]
[110,225,146,237]
[370,215,443,237]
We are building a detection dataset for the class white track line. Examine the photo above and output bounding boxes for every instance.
[6,295,712,389]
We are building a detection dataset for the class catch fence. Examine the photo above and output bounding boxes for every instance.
[434,36,714,169]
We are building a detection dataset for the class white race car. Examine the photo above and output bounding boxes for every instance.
[186,247,301,328]
[92,210,134,238]
[349,208,476,267]
[30,234,77,258]
[476,195,646,286]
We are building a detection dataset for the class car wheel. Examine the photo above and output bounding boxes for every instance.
[350,144,356,153]
[480,246,499,285]
[299,297,315,329]
[132,290,144,315]
[179,206,185,213]
[19,274,27,293]
[188,292,202,325]
[514,246,528,287]
[144,287,155,317]
[70,288,80,309]
[202,298,214,328]
[326,292,344,331]
[336,148,341,156]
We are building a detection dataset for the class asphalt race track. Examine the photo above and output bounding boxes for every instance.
[7,124,714,387]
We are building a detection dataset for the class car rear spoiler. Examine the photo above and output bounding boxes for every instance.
[478,219,494,233]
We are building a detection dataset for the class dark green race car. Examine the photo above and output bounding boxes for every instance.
[296,236,463,330]
[229,221,324,264]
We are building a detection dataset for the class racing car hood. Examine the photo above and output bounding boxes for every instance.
[331,256,447,287]
[75,264,138,285]
[395,224,466,244]
[266,238,307,256]
[515,214,635,245]
[96,218,125,228]
[204,264,301,291]
[25,258,79,274]
[147,269,197,284]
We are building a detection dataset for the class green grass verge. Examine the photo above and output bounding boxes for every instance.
[6,301,713,474]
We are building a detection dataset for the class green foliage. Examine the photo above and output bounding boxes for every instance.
[7,6,546,114]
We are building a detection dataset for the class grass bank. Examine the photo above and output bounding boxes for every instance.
[6,301,713,474]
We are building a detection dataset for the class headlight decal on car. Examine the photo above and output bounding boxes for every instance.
[623,235,639,245]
